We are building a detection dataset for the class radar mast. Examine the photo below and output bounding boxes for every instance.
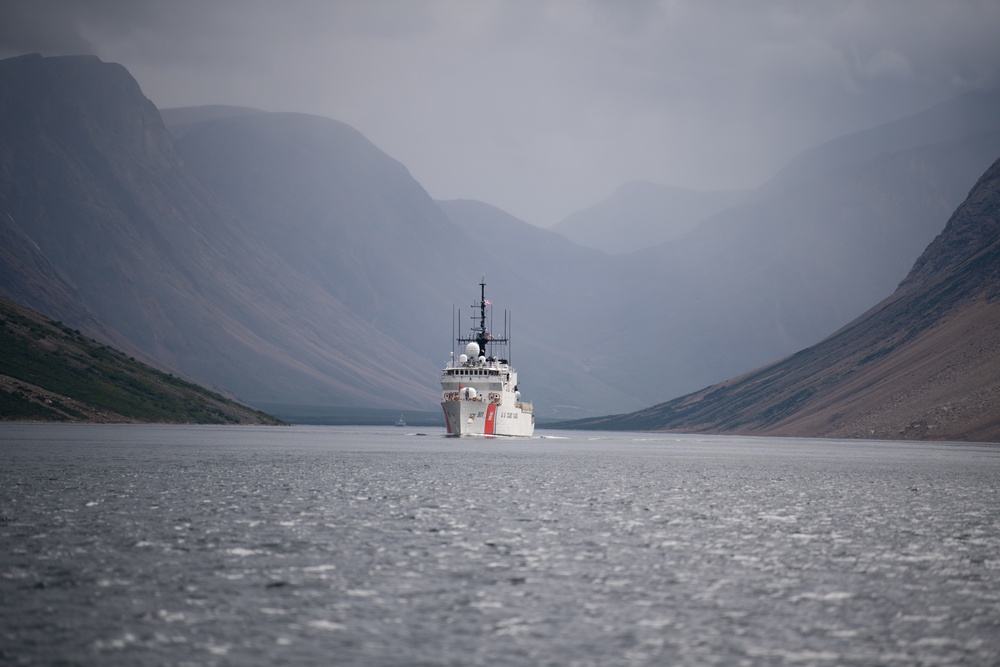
[457,277,508,361]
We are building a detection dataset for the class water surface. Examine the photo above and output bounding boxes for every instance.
[2,424,999,665]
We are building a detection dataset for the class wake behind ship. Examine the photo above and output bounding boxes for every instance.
[441,280,534,437]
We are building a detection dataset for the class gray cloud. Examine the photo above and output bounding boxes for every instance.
[2,0,999,225]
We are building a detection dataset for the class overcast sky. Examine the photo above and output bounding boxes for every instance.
[2,1,999,225]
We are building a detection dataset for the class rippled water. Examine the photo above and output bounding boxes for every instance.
[1,424,999,666]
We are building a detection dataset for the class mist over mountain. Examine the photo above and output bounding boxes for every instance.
[551,181,748,254]
[599,96,1000,402]
[0,54,439,411]
[438,99,1000,411]
[0,54,642,419]
[165,112,643,418]
[167,110,460,352]
[564,156,1000,442]
[159,105,263,128]
[3,52,999,432]
[762,90,1000,198]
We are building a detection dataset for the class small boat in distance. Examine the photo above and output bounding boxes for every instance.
[441,279,534,437]
[395,414,406,427]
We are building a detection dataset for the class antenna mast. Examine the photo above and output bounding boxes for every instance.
[456,277,508,361]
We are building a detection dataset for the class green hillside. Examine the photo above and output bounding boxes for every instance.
[0,297,282,424]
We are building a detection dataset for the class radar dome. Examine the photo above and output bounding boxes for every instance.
[462,387,477,400]
[458,354,468,364]
[465,342,480,358]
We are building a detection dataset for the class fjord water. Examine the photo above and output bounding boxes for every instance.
[2,425,998,666]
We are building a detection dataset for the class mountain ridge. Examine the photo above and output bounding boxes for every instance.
[0,53,440,411]
[550,181,749,254]
[3,52,999,433]
[557,156,1000,442]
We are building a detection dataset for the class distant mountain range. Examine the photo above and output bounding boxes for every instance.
[550,181,749,254]
[560,155,1000,442]
[1,52,998,435]
[570,89,1000,405]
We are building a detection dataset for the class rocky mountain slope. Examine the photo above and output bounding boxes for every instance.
[562,156,1000,442]
[0,297,282,424]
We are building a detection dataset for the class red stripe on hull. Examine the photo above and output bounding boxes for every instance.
[484,403,497,435]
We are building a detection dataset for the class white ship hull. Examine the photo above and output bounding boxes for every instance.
[441,280,534,437]
[441,392,534,437]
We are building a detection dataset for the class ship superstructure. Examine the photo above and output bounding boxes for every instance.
[441,280,534,437]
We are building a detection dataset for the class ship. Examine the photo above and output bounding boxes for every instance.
[441,279,534,437]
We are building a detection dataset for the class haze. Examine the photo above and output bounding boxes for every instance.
[2,0,999,226]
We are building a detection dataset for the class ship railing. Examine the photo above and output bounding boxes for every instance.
[443,358,510,371]
[516,402,533,414]
[442,392,488,402]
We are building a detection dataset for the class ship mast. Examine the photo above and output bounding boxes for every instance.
[458,277,508,361]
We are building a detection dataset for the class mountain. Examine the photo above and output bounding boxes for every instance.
[0,53,438,411]
[0,54,640,420]
[165,111,643,418]
[165,108,463,357]
[3,52,999,427]
[561,156,1000,442]
[599,94,1000,404]
[159,105,263,127]
[0,296,282,424]
[438,99,1000,417]
[762,89,1000,198]
[551,181,748,254]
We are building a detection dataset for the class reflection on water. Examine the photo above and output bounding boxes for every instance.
[2,424,999,665]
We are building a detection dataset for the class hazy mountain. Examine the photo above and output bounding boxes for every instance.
[0,54,439,411]
[164,112,644,418]
[166,109,464,355]
[0,54,640,420]
[551,181,748,254]
[561,156,1000,442]
[762,89,1000,197]
[601,98,1000,404]
[441,109,999,414]
[4,52,999,429]
[159,105,263,128]
[0,296,282,424]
